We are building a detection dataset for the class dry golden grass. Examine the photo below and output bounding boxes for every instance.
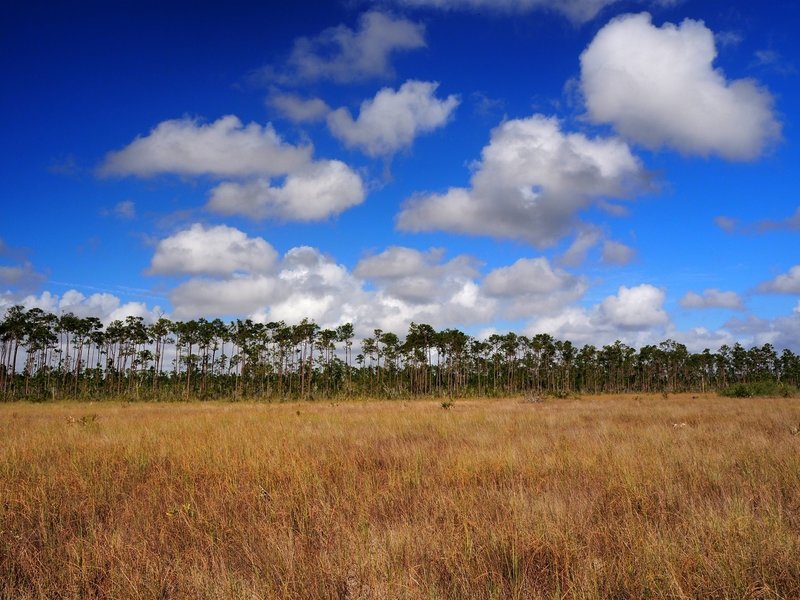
[1,394,799,599]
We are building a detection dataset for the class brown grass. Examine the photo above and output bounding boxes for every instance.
[1,394,799,599]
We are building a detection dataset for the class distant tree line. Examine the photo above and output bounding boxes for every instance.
[1,305,799,401]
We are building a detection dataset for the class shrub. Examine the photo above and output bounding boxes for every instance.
[719,381,798,398]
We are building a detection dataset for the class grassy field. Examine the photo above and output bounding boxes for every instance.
[1,394,799,599]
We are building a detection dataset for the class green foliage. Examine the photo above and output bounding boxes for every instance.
[719,381,799,398]
[3,303,800,401]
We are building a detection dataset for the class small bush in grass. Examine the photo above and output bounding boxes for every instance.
[719,381,799,398]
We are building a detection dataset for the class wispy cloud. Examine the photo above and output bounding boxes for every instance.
[260,11,425,84]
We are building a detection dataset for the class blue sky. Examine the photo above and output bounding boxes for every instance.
[2,0,799,350]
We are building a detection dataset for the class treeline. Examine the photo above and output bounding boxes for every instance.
[1,305,799,401]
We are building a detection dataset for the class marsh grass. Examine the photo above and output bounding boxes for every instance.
[1,394,799,598]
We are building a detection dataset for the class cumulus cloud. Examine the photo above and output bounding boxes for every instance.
[268,92,331,123]
[355,246,479,305]
[679,288,743,310]
[148,224,278,277]
[206,160,365,221]
[327,80,459,157]
[580,13,781,160]
[601,240,636,265]
[100,115,311,178]
[483,257,587,318]
[725,312,800,352]
[0,289,164,326]
[396,114,646,247]
[158,235,496,334]
[100,114,367,222]
[527,283,669,346]
[266,11,425,84]
[599,284,668,329]
[756,265,800,294]
[383,0,621,23]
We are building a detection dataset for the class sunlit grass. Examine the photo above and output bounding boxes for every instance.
[2,394,799,598]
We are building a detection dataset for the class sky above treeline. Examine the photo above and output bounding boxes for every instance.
[2,0,799,350]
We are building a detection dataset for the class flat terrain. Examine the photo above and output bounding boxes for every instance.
[2,394,799,599]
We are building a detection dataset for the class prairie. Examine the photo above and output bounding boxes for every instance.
[1,394,799,599]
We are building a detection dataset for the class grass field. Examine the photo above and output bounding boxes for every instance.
[2,394,799,599]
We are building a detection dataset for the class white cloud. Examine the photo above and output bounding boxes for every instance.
[580,13,781,160]
[169,275,279,321]
[206,160,365,221]
[483,257,580,297]
[268,93,331,123]
[162,239,496,333]
[396,114,645,247]
[268,11,425,84]
[601,240,636,265]
[483,257,587,318]
[756,265,800,294]
[327,80,459,157]
[725,312,800,353]
[383,0,621,23]
[100,115,311,178]
[599,284,668,329]
[527,283,669,346]
[0,289,164,326]
[355,246,478,305]
[101,115,366,222]
[679,288,743,310]
[149,224,278,277]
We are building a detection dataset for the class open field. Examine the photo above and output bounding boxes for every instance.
[2,394,800,599]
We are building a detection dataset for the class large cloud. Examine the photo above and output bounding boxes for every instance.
[483,257,587,318]
[155,227,496,332]
[100,115,311,177]
[327,80,459,157]
[527,283,669,346]
[161,233,590,335]
[100,115,367,222]
[148,224,278,277]
[354,246,479,305]
[0,289,164,326]
[167,243,495,333]
[599,284,668,329]
[206,160,365,221]
[725,311,800,353]
[580,13,780,160]
[266,11,425,84]
[396,114,646,246]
